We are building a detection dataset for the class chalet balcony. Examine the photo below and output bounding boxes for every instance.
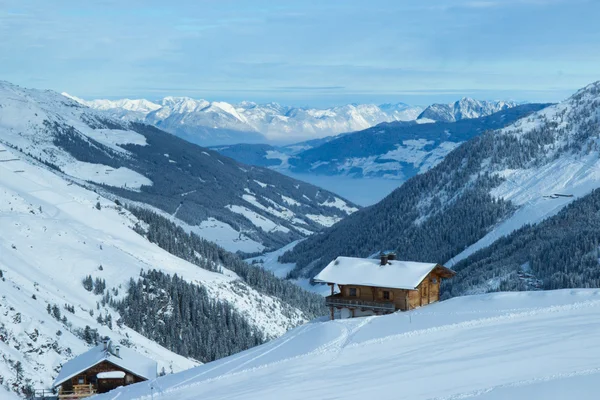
[57,384,97,400]
[325,295,395,312]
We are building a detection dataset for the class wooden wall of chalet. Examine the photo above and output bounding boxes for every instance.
[63,360,146,394]
[409,271,441,309]
[338,270,442,312]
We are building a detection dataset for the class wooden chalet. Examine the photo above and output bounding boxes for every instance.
[314,253,455,319]
[52,338,157,399]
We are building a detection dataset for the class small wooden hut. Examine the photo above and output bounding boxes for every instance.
[52,338,157,399]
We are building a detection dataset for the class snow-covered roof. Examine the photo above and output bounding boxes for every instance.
[53,341,157,388]
[314,256,454,290]
[97,371,126,379]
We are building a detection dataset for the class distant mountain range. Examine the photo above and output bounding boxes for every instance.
[214,103,549,183]
[63,94,522,146]
[63,94,423,145]
[417,98,518,123]
[280,81,600,298]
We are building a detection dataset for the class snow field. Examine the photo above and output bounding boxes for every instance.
[0,144,309,392]
[93,289,600,400]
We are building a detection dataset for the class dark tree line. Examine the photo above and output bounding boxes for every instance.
[444,188,600,297]
[115,270,265,363]
[282,83,600,284]
[127,205,327,319]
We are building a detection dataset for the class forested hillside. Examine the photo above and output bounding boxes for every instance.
[127,205,327,318]
[214,104,549,181]
[0,81,358,253]
[282,82,600,286]
[444,188,600,297]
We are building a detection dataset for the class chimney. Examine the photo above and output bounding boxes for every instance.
[115,345,121,358]
[387,252,396,261]
[103,337,110,350]
[380,254,388,266]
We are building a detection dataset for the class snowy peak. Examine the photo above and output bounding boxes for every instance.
[62,93,161,114]
[64,92,523,145]
[418,97,518,122]
[65,93,425,143]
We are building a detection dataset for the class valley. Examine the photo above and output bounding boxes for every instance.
[2,2,598,399]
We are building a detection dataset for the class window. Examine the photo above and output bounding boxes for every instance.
[349,288,357,297]
[383,291,390,300]
[78,377,85,384]
[431,278,438,284]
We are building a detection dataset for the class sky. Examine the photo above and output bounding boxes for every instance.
[1,0,599,107]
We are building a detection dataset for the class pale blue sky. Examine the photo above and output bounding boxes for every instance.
[1,0,598,107]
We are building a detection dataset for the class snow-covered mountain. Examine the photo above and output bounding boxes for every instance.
[417,97,518,123]
[63,93,423,145]
[92,289,600,400]
[281,81,600,284]
[62,93,161,121]
[215,103,549,181]
[1,81,358,254]
[0,142,318,396]
[0,82,339,398]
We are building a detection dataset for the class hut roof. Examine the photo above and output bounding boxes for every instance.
[53,341,157,388]
[314,256,454,290]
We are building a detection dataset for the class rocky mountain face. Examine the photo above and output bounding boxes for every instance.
[417,98,518,123]
[280,82,600,292]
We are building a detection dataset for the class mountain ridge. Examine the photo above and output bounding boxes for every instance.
[280,81,600,285]
[417,97,518,122]
[1,81,358,255]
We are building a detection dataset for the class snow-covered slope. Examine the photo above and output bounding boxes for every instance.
[0,81,358,254]
[65,94,423,144]
[216,104,549,181]
[418,98,518,123]
[0,140,319,396]
[93,289,600,400]
[281,82,600,282]
[448,82,600,266]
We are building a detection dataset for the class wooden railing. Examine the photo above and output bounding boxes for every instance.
[58,384,97,399]
[325,295,395,312]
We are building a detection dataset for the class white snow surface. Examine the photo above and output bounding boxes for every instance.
[93,289,600,400]
[320,197,359,214]
[305,214,342,227]
[97,371,127,379]
[0,81,153,189]
[314,257,439,289]
[226,204,290,233]
[245,240,302,279]
[0,143,311,394]
[194,217,265,253]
